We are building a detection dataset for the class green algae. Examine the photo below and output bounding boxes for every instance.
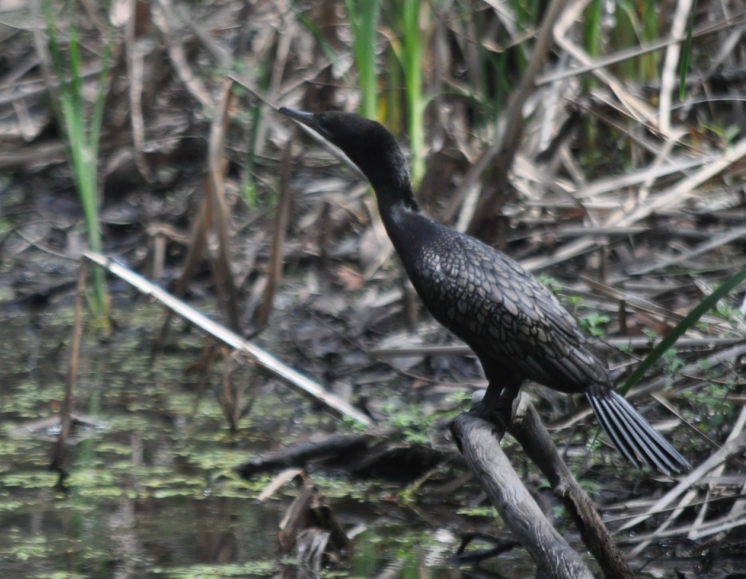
[1,471,59,488]
[0,302,498,579]
[2,530,50,561]
[152,560,278,579]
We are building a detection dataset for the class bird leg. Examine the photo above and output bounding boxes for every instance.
[469,372,523,439]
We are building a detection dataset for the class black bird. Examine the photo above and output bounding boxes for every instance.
[280,107,690,475]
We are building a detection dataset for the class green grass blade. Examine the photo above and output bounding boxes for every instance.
[399,0,425,187]
[345,0,380,120]
[583,0,601,91]
[89,31,111,158]
[385,44,403,134]
[640,0,659,80]
[43,2,109,317]
[295,11,339,64]
[620,265,746,395]
[43,3,66,78]
[241,104,262,209]
[68,24,82,113]
[679,0,698,101]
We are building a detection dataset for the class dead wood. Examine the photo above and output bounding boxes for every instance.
[450,412,594,579]
[258,468,305,503]
[369,336,746,359]
[84,252,373,426]
[234,429,447,483]
[6,0,746,573]
[549,342,746,434]
[508,393,635,579]
[235,433,378,479]
[152,0,214,108]
[206,79,240,331]
[257,127,294,329]
[620,427,746,533]
[279,482,350,556]
[279,482,315,553]
[347,443,445,482]
[125,0,152,183]
[465,0,570,241]
[155,78,239,350]
[452,532,519,565]
[625,406,745,555]
[50,258,87,479]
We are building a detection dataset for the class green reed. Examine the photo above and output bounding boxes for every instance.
[345,0,381,120]
[45,9,110,318]
[395,0,427,188]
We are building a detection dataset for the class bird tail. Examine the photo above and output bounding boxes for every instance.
[586,390,690,475]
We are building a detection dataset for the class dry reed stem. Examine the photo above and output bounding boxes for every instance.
[51,258,87,474]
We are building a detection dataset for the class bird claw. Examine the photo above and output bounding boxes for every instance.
[467,404,510,440]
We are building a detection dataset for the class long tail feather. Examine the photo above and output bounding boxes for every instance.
[597,396,654,470]
[587,394,640,468]
[586,390,690,475]
[610,393,682,473]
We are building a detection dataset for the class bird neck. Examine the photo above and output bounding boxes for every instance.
[372,179,419,221]
[371,181,426,254]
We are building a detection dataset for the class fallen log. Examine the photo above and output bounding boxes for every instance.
[451,411,594,579]
[508,393,635,579]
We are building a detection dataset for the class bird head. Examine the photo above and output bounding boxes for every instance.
[279,108,411,195]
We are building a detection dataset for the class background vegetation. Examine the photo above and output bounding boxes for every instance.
[1,0,746,578]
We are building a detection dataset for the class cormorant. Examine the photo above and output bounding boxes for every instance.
[280,107,690,475]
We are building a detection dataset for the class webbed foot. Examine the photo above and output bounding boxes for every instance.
[468,400,511,440]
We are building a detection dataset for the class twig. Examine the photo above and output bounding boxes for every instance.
[659,0,695,136]
[207,78,240,330]
[235,432,382,479]
[257,127,294,328]
[626,406,745,554]
[152,0,214,108]
[572,154,715,200]
[536,12,746,85]
[155,80,238,345]
[553,0,655,125]
[257,468,305,502]
[51,259,87,477]
[154,192,209,353]
[14,225,77,260]
[603,492,746,523]
[632,226,746,275]
[126,0,152,182]
[447,0,569,236]
[368,337,746,358]
[84,251,373,427]
[179,4,233,68]
[521,135,746,271]
[227,73,277,109]
[551,342,746,432]
[619,134,746,226]
[618,427,746,532]
[687,404,746,540]
[254,7,293,156]
[616,512,746,544]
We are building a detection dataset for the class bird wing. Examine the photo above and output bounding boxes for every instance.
[412,228,610,391]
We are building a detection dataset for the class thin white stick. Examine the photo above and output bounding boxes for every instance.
[83,251,373,427]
